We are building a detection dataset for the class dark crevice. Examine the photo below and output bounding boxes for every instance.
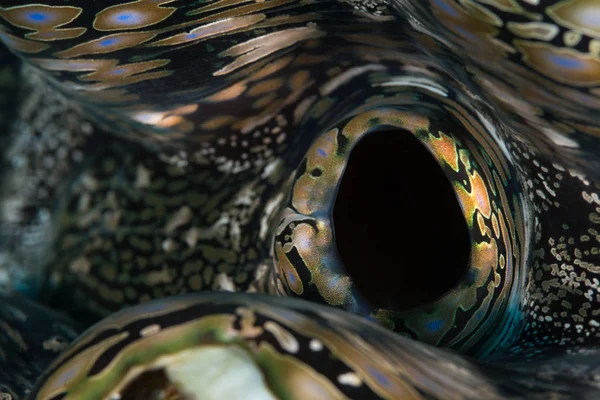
[120,368,182,400]
[333,129,471,311]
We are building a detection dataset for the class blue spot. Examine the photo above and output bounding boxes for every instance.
[317,148,326,157]
[99,38,118,47]
[581,11,600,28]
[454,26,477,42]
[117,13,133,22]
[111,68,125,75]
[287,271,297,285]
[427,319,444,331]
[548,53,583,69]
[28,12,47,22]
[464,269,478,285]
[368,366,389,385]
[432,0,458,17]
[186,33,198,40]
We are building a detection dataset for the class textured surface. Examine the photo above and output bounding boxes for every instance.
[0,292,81,399]
[0,0,598,399]
[27,293,600,399]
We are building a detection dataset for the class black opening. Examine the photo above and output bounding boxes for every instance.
[120,368,182,399]
[333,129,471,311]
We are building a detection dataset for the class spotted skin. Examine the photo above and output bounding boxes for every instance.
[42,135,285,324]
[0,292,81,399]
[26,294,600,400]
[272,108,526,357]
[0,0,599,399]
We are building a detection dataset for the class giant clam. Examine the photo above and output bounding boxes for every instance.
[0,0,599,399]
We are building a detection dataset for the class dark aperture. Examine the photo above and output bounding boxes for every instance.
[333,129,471,311]
[119,368,183,400]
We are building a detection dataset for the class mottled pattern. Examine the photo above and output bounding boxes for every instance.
[26,294,600,399]
[0,292,81,399]
[272,108,525,356]
[0,0,598,399]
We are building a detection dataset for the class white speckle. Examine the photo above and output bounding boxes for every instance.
[309,339,323,351]
[320,64,386,96]
[541,127,578,148]
[164,206,193,233]
[134,164,152,189]
[261,159,282,179]
[140,324,161,337]
[264,321,299,354]
[260,193,284,240]
[69,256,91,275]
[212,272,236,292]
[42,336,67,352]
[162,238,177,253]
[337,372,362,387]
[379,75,448,97]
[183,227,200,248]
[542,181,556,197]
